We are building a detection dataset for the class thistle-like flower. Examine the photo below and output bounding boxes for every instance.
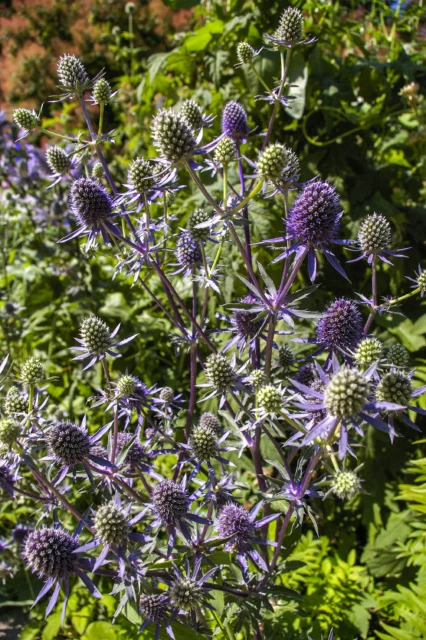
[266,7,316,48]
[138,594,173,637]
[277,345,296,372]
[0,460,18,496]
[407,265,426,298]
[46,146,71,175]
[4,387,27,416]
[13,108,40,134]
[213,135,237,166]
[386,344,410,368]
[257,384,284,418]
[236,42,256,66]
[0,419,20,448]
[20,357,44,384]
[330,470,362,500]
[353,337,384,367]
[152,109,197,165]
[72,316,137,370]
[55,54,99,100]
[199,412,222,435]
[188,208,212,241]
[316,298,363,353]
[221,101,249,141]
[179,100,214,129]
[257,143,300,187]
[374,371,426,434]
[92,78,112,105]
[92,162,104,179]
[174,231,202,276]
[204,354,235,394]
[348,213,408,265]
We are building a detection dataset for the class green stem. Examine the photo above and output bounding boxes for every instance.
[98,102,105,138]
[38,127,79,143]
[249,62,276,101]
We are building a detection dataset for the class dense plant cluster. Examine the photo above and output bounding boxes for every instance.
[0,2,426,639]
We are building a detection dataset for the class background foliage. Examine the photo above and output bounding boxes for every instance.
[0,0,425,638]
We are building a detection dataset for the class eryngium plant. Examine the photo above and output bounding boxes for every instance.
[3,7,425,639]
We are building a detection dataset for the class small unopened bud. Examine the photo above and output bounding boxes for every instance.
[46,146,71,174]
[237,42,255,65]
[20,357,44,384]
[13,108,39,132]
[93,78,112,104]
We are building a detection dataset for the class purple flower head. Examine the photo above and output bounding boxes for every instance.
[12,524,32,546]
[139,593,173,638]
[0,461,17,496]
[287,180,341,248]
[216,295,268,356]
[316,298,363,353]
[174,231,202,276]
[221,101,249,140]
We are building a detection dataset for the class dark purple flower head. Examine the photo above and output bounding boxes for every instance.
[48,421,91,466]
[70,178,113,227]
[287,180,342,248]
[221,101,249,140]
[0,461,17,496]
[176,232,202,268]
[216,503,255,553]
[25,528,78,579]
[294,364,316,387]
[316,298,363,352]
[12,525,32,546]
[117,432,151,468]
[152,480,189,525]
[139,593,170,622]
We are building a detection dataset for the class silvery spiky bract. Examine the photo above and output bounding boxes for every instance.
[324,369,368,420]
[46,146,71,175]
[331,470,361,500]
[257,144,300,183]
[180,100,203,129]
[48,421,91,466]
[278,345,295,370]
[57,54,89,90]
[176,232,202,267]
[4,387,27,416]
[94,502,128,547]
[257,385,283,413]
[387,344,409,367]
[216,503,254,552]
[20,357,44,383]
[237,42,255,65]
[128,158,156,194]
[189,425,218,462]
[159,387,174,403]
[287,180,341,248]
[13,108,39,131]
[354,338,384,366]
[221,101,249,139]
[0,419,20,447]
[152,480,189,525]
[117,374,138,397]
[316,299,363,352]
[170,577,202,611]
[139,594,169,622]
[152,109,196,163]
[375,372,412,405]
[70,178,113,227]
[25,529,78,579]
[274,7,304,44]
[93,78,112,104]
[92,162,104,179]
[80,316,112,354]
[205,354,235,393]
[358,213,392,253]
[214,136,236,165]
[188,209,210,241]
[199,412,222,434]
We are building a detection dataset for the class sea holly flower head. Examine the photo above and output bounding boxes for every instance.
[386,344,410,368]
[199,412,222,435]
[188,208,212,241]
[235,42,262,67]
[316,298,363,354]
[55,54,103,100]
[20,357,45,384]
[182,424,233,480]
[407,265,426,297]
[353,337,384,367]
[72,315,137,370]
[139,593,173,638]
[152,109,198,165]
[256,143,300,187]
[373,371,426,435]
[330,470,362,500]
[348,213,408,265]
[277,345,296,372]
[0,460,18,496]
[324,369,369,421]
[173,231,202,276]
[92,78,112,105]
[0,418,21,448]
[4,387,27,417]
[168,558,218,615]
[179,99,214,129]
[266,7,316,48]
[221,101,250,141]
[13,108,40,133]
[257,384,284,418]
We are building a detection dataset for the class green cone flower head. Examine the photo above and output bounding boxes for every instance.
[117,374,138,397]
[0,419,21,447]
[358,213,391,253]
[205,354,235,393]
[179,100,203,129]
[214,136,236,166]
[160,387,174,403]
[57,54,88,90]
[274,7,304,44]
[170,577,202,611]
[46,146,71,175]
[13,108,40,132]
[324,368,368,419]
[94,501,128,547]
[189,425,218,462]
[354,337,384,366]
[331,470,361,500]
[4,387,27,416]
[128,158,156,194]
[20,357,44,384]
[375,372,412,406]
[237,42,255,65]
[258,385,283,414]
[257,144,291,181]
[93,78,112,104]
[188,209,210,241]
[80,316,111,355]
[152,109,197,163]
[199,412,222,434]
[386,344,410,368]
[251,369,266,389]
[92,162,104,179]
[416,270,426,292]
[278,345,295,371]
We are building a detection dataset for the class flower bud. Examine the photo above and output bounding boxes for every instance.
[80,316,112,354]
[93,78,112,104]
[179,100,203,129]
[214,136,236,166]
[251,369,266,389]
[358,213,391,253]
[354,337,384,366]
[20,357,44,384]
[386,344,409,368]
[57,54,88,90]
[128,158,155,194]
[205,354,235,393]
[216,504,254,552]
[0,419,21,447]
[278,345,295,371]
[331,470,361,500]
[170,578,201,611]
[199,412,222,434]
[46,146,71,174]
[117,374,138,397]
[257,144,300,183]
[92,162,104,179]
[159,387,174,403]
[237,42,255,65]
[324,368,368,420]
[4,387,27,416]
[188,208,211,241]
[316,299,363,352]
[258,385,283,413]
[274,7,304,44]
[221,101,249,140]
[152,109,196,163]
[13,108,39,131]
[375,372,412,406]
[189,425,218,462]
[94,501,128,547]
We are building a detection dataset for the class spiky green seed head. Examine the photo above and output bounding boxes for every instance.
[278,345,295,371]
[354,337,384,366]
[188,208,210,241]
[4,387,27,416]
[152,109,196,163]
[324,368,368,419]
[274,7,304,44]
[257,144,289,181]
[93,78,112,104]
[80,316,111,354]
[205,354,235,393]
[417,270,426,292]
[214,136,236,166]
[386,344,410,368]
[57,54,88,90]
[160,387,174,403]
[117,374,138,397]
[237,42,255,65]
[46,146,71,174]
[251,369,266,389]
[94,501,128,547]
[358,213,391,253]
[179,100,203,129]
[13,108,39,131]
[331,470,361,500]
[258,385,283,413]
[92,162,104,179]
[164,190,175,206]
[0,419,21,447]
[170,577,202,611]
[128,158,156,194]
[189,425,218,462]
[199,412,222,434]
[375,371,412,406]
[20,357,44,384]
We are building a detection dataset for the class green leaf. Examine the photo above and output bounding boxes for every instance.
[285,51,308,120]
[83,621,117,640]
[42,613,62,640]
